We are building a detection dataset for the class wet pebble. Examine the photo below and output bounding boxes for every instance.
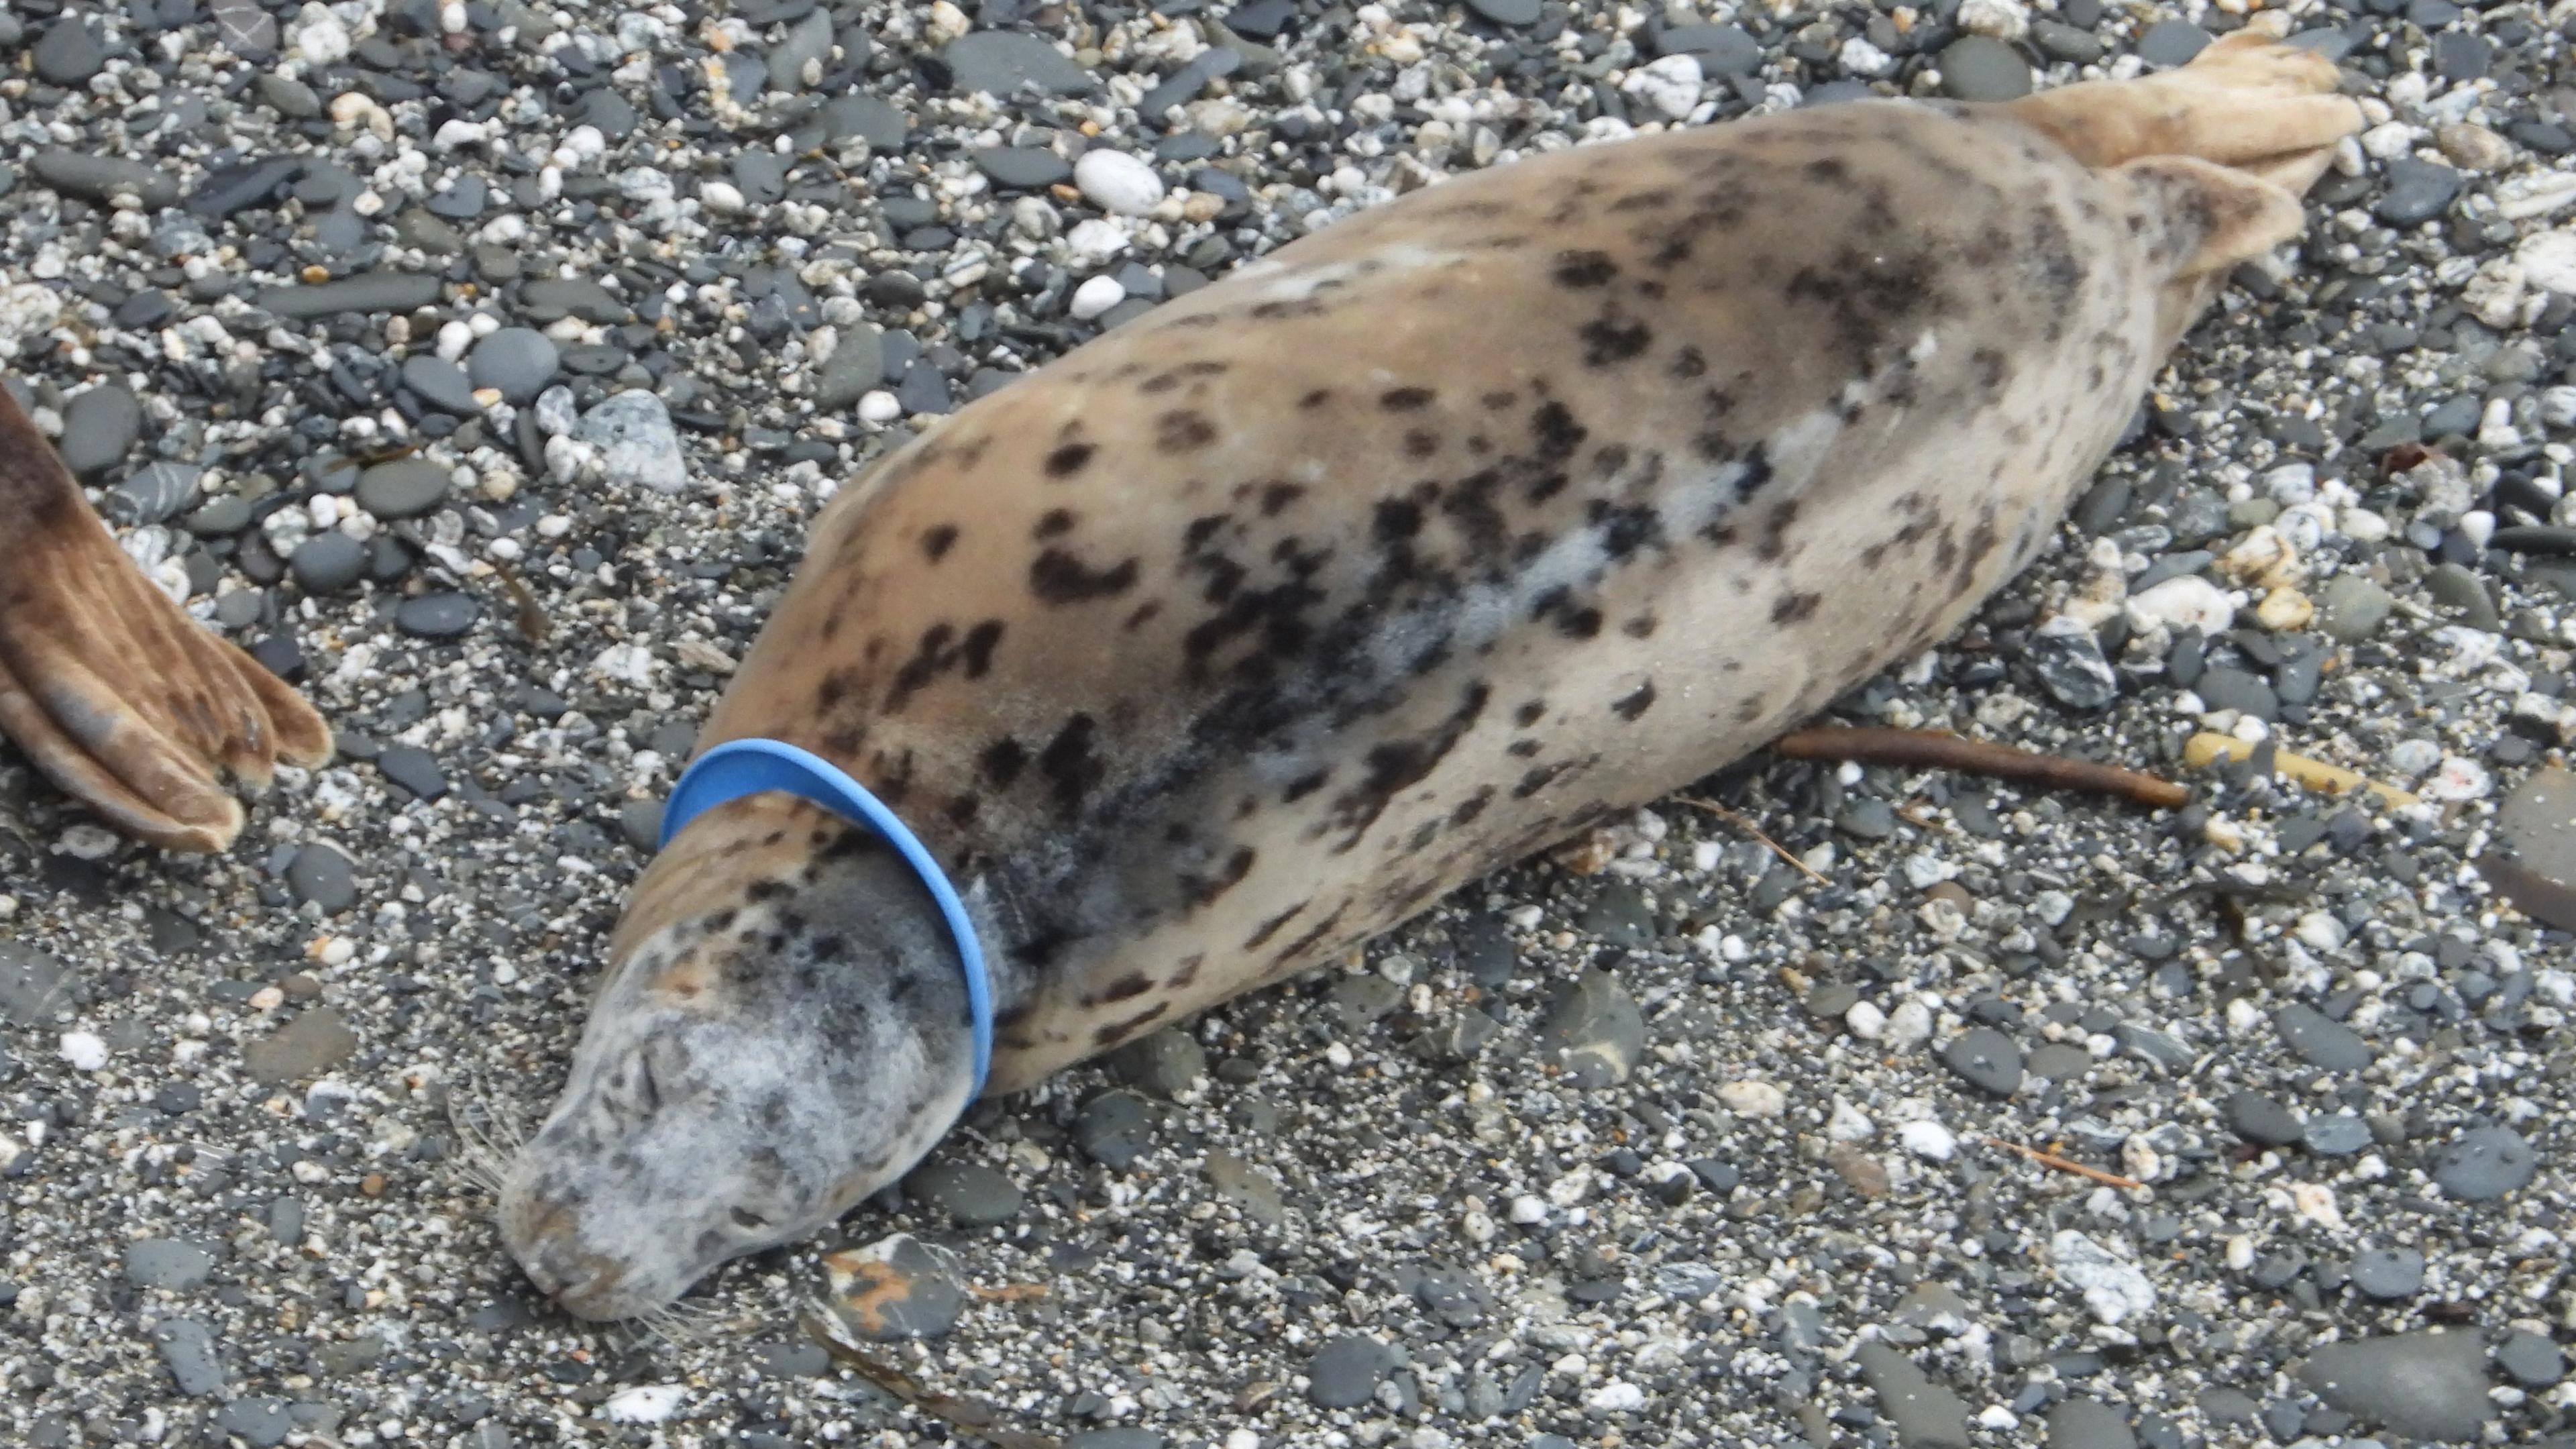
[1940,1027,2023,1097]
[1306,1334,1391,1409]
[396,593,480,639]
[1938,37,2031,102]
[2299,1330,2492,1440]
[576,390,689,492]
[58,385,142,480]
[356,460,450,520]
[1536,967,1645,1088]
[2432,1125,2536,1201]
[468,329,560,405]
[2348,1247,2425,1299]
[289,533,366,594]
[124,1238,215,1291]
[903,1160,1024,1228]
[2275,1002,2373,1071]
[400,356,481,414]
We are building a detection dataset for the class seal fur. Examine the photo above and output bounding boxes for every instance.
[499,30,2361,1320]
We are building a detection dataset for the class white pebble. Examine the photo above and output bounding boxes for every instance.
[1622,54,1703,121]
[603,1385,686,1424]
[857,390,902,424]
[1074,150,1167,217]
[289,2,351,64]
[1716,1079,1786,1118]
[1884,1000,1934,1051]
[1898,1120,1956,1161]
[2426,755,2492,801]
[59,1032,107,1072]
[1069,274,1127,321]
[1509,1194,1549,1225]
[1587,1382,1646,1412]
[2127,575,2235,635]
[1845,1000,1886,1040]
[1827,1098,1875,1142]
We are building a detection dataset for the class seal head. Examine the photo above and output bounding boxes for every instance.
[496,798,975,1320]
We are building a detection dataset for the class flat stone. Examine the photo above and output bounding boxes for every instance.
[944,31,1095,97]
[286,843,357,911]
[0,944,74,1026]
[58,384,142,479]
[2432,1125,2537,1201]
[1940,1027,2023,1096]
[816,93,907,150]
[1854,1342,1970,1449]
[124,1238,216,1290]
[1306,1334,1391,1409]
[1536,967,1645,1088]
[2316,574,2394,642]
[902,1160,1023,1228]
[765,8,835,91]
[152,1319,228,1396]
[2298,1330,2492,1440]
[1466,0,1542,23]
[107,462,204,526]
[520,277,630,324]
[2223,1091,2303,1146]
[259,272,442,320]
[576,390,689,492]
[2302,1112,2371,1156]
[245,1008,357,1085]
[215,1399,293,1449]
[289,533,366,594]
[2045,1399,2135,1449]
[2479,765,2576,931]
[375,746,447,802]
[1939,36,2031,101]
[1204,1151,1286,1227]
[814,325,885,408]
[468,328,560,404]
[2137,18,2211,66]
[1065,1431,1165,1449]
[1658,23,1762,74]
[1074,1090,1157,1169]
[400,355,481,413]
[2275,1002,2372,1071]
[2377,158,2464,226]
[2349,1247,2425,1299]
[32,19,106,85]
[396,592,480,638]
[30,152,179,209]
[824,1233,965,1340]
[1106,1029,1205,1097]
[211,0,280,58]
[2496,1329,2566,1388]
[355,459,450,519]
[975,146,1072,189]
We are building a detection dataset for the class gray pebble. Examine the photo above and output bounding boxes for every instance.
[107,462,204,525]
[1106,1028,1206,1097]
[1656,23,1762,75]
[1536,968,1645,1087]
[2432,1125,2536,1201]
[2495,1329,2565,1388]
[30,152,178,209]
[817,93,907,150]
[400,356,482,414]
[577,390,690,492]
[975,147,1072,189]
[2316,574,2394,642]
[945,31,1096,97]
[765,9,835,92]
[212,0,280,58]
[2194,665,2277,720]
[58,384,142,480]
[244,1008,358,1085]
[396,593,480,638]
[2275,1002,2373,1071]
[2302,1112,2372,1156]
[375,747,447,802]
[2424,562,2500,631]
[289,533,368,594]
[0,943,74,1026]
[2480,766,2576,931]
[815,325,886,408]
[2223,1090,2303,1146]
[902,1160,1024,1228]
[260,272,442,321]
[1306,1334,1391,1409]
[254,74,317,117]
[1854,1342,1970,1449]
[152,1319,228,1396]
[1467,0,1543,23]
[1940,1027,2023,1097]
[468,329,561,405]
[2028,617,2118,708]
[123,1238,215,1291]
[216,1399,294,1449]
[2046,1399,2135,1449]
[2348,1247,2425,1299]
[1066,1430,1165,1449]
[356,459,451,520]
[2299,1330,2493,1440]
[1074,1090,1157,1168]
[1939,37,2031,101]
[2377,159,2463,227]
[520,277,629,325]
[2136,19,2211,66]
[32,19,106,87]
[286,844,357,912]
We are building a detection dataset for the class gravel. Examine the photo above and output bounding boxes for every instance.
[5,1,2576,1445]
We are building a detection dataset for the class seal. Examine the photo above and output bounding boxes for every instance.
[498,28,2363,1320]
[0,381,331,851]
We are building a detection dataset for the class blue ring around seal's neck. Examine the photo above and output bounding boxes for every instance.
[657,737,993,1100]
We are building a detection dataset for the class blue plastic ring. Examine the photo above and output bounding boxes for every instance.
[658,737,992,1099]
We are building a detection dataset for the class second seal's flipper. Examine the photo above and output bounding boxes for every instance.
[0,380,330,852]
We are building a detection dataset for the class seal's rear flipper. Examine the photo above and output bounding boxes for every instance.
[0,382,330,852]
[2001,19,2363,189]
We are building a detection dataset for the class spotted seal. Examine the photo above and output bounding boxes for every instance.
[499,29,2362,1320]
[0,382,331,851]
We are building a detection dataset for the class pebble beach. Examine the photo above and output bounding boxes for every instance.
[2,0,2575,1445]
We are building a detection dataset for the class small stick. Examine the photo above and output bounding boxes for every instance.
[1679,797,1827,883]
[1982,1135,2145,1191]
[800,1311,1061,1449]
[1773,727,2190,810]
[2182,732,2419,808]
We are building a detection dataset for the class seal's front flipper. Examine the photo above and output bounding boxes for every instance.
[2118,155,2309,281]
[0,384,330,852]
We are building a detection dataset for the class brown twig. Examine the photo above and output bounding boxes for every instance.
[1678,798,1827,883]
[1773,727,2190,810]
[1982,1135,2145,1190]
[800,1311,1062,1449]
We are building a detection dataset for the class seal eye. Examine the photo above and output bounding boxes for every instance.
[730,1207,771,1232]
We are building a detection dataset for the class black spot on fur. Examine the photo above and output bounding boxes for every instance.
[1449,787,1495,826]
[1622,612,1659,639]
[1037,713,1104,815]
[1244,903,1306,950]
[1580,314,1652,366]
[1258,481,1305,516]
[1299,388,1334,409]
[1325,682,1490,849]
[1030,547,1141,603]
[1770,590,1822,624]
[1283,769,1330,803]
[1381,386,1437,411]
[1612,682,1657,720]
[1045,443,1095,477]
[1033,509,1077,540]
[979,738,1026,789]
[1181,845,1258,907]
[1554,250,1618,288]
[1157,411,1219,451]
[1093,1002,1170,1047]
[921,525,959,561]
[1513,700,1546,727]
[1102,973,1154,1002]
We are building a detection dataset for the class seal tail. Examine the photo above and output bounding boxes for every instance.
[0,380,331,852]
